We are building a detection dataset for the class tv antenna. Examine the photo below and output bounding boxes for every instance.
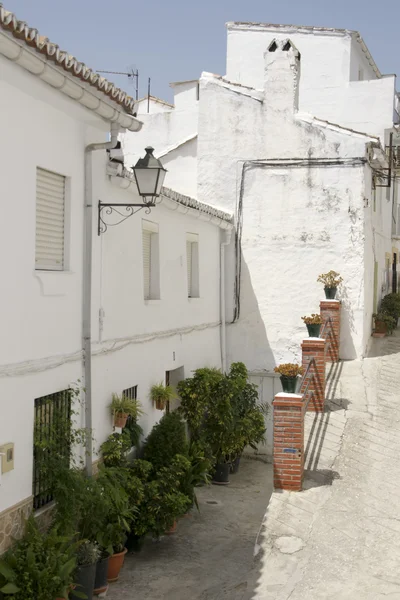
[96,66,139,100]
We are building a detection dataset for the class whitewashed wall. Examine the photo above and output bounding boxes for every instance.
[225,24,395,142]
[0,56,224,512]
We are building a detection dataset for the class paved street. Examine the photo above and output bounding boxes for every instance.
[108,458,273,600]
[254,329,400,599]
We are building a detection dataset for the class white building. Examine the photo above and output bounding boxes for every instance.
[123,23,400,376]
[0,5,232,552]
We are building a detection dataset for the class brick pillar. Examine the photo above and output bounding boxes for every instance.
[320,300,341,363]
[273,393,304,491]
[301,338,326,412]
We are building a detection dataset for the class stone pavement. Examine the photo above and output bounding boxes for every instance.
[253,330,400,600]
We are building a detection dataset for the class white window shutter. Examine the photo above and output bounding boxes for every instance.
[143,230,151,300]
[187,241,193,297]
[35,168,65,270]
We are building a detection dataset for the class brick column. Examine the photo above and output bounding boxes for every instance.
[273,393,304,491]
[320,300,341,363]
[301,338,326,412]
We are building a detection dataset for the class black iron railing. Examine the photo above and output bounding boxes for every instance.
[320,317,333,359]
[33,389,72,510]
[299,357,315,410]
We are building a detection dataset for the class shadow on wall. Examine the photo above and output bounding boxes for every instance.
[227,259,275,372]
[337,284,357,360]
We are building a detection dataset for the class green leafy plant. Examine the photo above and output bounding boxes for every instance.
[95,467,135,555]
[76,540,101,567]
[180,443,212,511]
[143,411,188,471]
[317,270,343,288]
[373,311,396,334]
[109,394,143,418]
[100,431,132,468]
[150,383,175,410]
[380,293,400,320]
[0,517,81,600]
[274,363,304,377]
[301,314,322,325]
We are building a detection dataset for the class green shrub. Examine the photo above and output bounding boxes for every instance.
[0,517,79,600]
[100,431,132,468]
[380,293,400,320]
[143,411,188,471]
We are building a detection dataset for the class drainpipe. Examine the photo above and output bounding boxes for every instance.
[220,228,232,373]
[83,122,120,476]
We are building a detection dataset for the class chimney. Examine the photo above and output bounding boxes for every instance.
[264,39,300,117]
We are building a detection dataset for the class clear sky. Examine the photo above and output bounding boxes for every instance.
[6,0,400,103]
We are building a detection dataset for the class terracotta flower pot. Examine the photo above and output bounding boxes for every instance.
[114,412,128,428]
[165,520,177,534]
[107,548,127,583]
[373,320,388,337]
[155,398,166,411]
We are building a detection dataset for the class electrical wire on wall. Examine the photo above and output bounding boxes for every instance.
[232,156,369,323]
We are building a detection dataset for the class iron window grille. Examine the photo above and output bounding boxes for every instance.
[122,386,138,444]
[33,389,72,510]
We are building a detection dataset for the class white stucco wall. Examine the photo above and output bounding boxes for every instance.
[0,56,225,512]
[136,97,173,114]
[171,81,199,110]
[198,43,392,371]
[226,24,395,142]
[160,137,198,197]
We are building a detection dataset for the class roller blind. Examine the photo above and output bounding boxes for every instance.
[186,241,193,297]
[142,230,151,300]
[35,168,65,270]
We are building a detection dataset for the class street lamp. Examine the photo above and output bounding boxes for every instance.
[98,146,167,234]
[132,146,167,201]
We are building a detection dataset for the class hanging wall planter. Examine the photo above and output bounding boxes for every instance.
[109,393,143,429]
[150,382,175,411]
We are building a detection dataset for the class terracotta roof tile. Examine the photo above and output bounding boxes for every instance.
[0,3,136,113]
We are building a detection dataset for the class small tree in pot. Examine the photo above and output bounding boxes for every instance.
[317,271,343,299]
[302,314,323,337]
[274,363,304,394]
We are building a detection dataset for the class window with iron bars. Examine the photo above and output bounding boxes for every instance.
[122,386,139,446]
[33,390,72,510]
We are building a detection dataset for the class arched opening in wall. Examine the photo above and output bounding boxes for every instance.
[268,40,278,52]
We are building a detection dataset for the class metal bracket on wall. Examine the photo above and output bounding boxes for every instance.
[97,200,155,235]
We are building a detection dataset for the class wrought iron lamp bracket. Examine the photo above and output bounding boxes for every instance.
[98,200,155,235]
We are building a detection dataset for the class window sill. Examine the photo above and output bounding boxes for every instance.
[188,297,201,301]
[144,299,161,305]
[34,270,75,297]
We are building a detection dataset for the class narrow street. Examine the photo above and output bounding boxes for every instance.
[108,459,273,600]
[254,329,400,600]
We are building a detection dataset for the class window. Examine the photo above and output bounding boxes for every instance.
[123,385,137,400]
[142,220,160,300]
[35,168,66,271]
[33,390,72,510]
[186,233,199,298]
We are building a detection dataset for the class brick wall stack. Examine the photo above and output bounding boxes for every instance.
[320,300,341,363]
[301,338,326,412]
[272,393,305,491]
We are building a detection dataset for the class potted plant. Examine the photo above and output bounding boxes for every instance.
[95,468,133,584]
[0,517,80,600]
[150,382,175,411]
[317,270,343,299]
[143,411,188,471]
[302,313,323,337]
[380,293,400,323]
[274,363,304,393]
[109,393,143,428]
[71,541,100,600]
[372,312,396,337]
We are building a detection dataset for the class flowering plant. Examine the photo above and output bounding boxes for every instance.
[317,271,343,288]
[274,363,304,378]
[301,314,322,325]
